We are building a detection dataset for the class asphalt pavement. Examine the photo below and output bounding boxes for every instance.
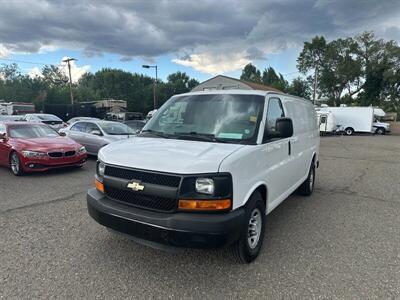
[1,136,399,299]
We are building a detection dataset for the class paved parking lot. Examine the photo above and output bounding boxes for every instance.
[1,136,399,299]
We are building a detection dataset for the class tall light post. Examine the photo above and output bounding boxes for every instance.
[62,57,77,105]
[142,64,158,109]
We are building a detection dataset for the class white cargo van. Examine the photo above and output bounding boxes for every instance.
[87,90,320,263]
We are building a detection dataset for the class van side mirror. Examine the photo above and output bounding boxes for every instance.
[276,117,293,138]
[59,131,66,136]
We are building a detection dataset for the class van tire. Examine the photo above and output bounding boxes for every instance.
[298,163,315,196]
[231,191,266,263]
[375,127,385,135]
[344,127,354,135]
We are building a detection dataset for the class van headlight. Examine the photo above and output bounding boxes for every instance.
[178,174,233,212]
[96,161,106,179]
[195,178,215,195]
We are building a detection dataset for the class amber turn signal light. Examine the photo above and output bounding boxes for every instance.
[178,199,231,211]
[95,179,104,193]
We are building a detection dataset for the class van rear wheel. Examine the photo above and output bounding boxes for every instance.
[298,163,315,196]
[344,127,354,135]
[231,191,265,263]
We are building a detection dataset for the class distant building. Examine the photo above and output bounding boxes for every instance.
[191,75,282,92]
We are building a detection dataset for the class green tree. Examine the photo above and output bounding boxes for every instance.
[262,67,288,91]
[287,77,311,99]
[240,63,262,83]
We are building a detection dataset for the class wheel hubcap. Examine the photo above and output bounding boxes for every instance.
[247,208,262,249]
[11,154,19,174]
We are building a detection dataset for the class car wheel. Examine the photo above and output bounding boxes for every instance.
[298,162,315,196]
[231,191,266,263]
[344,127,354,136]
[375,127,385,135]
[10,151,24,176]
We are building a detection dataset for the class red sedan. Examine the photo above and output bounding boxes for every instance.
[0,122,87,176]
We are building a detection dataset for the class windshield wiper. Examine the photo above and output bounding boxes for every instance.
[140,129,171,139]
[173,132,228,143]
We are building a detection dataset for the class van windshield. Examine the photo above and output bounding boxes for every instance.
[142,94,265,144]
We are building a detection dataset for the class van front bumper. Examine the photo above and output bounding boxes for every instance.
[87,188,245,249]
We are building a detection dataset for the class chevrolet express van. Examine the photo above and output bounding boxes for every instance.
[87,90,320,263]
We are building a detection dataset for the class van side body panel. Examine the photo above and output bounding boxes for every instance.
[220,95,319,213]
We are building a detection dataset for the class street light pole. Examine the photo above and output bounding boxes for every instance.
[142,64,158,109]
[62,57,77,105]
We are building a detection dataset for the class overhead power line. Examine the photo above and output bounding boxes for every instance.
[0,57,49,65]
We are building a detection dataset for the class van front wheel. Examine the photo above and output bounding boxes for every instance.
[298,163,315,196]
[231,191,265,263]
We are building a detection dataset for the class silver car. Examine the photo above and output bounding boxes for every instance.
[24,113,66,131]
[60,120,135,155]
[66,117,99,125]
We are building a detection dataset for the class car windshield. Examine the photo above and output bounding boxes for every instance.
[8,124,59,138]
[34,115,62,121]
[142,94,265,144]
[125,121,146,131]
[98,122,135,135]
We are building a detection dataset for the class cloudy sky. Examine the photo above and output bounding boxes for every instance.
[0,0,399,82]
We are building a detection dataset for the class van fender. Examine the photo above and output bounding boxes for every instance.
[310,151,318,168]
[239,181,268,212]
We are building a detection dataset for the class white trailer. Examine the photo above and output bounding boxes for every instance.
[316,111,336,133]
[319,106,390,135]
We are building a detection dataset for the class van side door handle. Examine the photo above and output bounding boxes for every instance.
[288,140,291,155]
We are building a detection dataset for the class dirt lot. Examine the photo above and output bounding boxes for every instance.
[1,136,399,299]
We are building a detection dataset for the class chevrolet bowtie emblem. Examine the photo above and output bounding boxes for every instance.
[127,181,144,192]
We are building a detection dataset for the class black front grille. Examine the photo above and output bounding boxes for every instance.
[64,151,76,157]
[105,186,177,212]
[105,166,181,188]
[48,152,62,158]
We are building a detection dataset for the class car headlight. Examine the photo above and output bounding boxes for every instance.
[21,150,47,158]
[195,178,215,195]
[97,161,106,178]
[78,146,86,153]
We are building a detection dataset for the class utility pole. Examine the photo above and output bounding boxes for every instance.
[62,57,77,105]
[313,67,318,105]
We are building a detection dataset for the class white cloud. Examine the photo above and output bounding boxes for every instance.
[59,57,90,83]
[173,53,251,75]
[0,44,10,58]
[28,66,43,78]
[28,58,90,82]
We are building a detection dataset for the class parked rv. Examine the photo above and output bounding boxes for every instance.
[316,111,336,133]
[319,106,390,135]
[87,90,320,263]
[0,102,35,115]
[105,112,144,122]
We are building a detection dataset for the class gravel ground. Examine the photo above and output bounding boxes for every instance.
[1,136,399,299]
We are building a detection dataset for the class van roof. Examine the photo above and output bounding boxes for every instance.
[174,89,312,104]
[176,89,284,97]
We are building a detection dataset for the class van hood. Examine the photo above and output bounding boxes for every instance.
[98,137,245,174]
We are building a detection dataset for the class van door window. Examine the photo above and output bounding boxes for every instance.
[263,98,285,142]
